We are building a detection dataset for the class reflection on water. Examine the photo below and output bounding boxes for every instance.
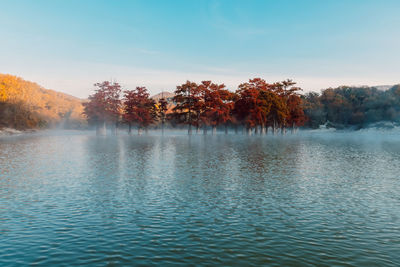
[0,131,400,266]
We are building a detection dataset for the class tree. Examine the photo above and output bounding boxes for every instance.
[123,86,156,134]
[287,94,306,132]
[156,93,169,134]
[0,80,7,102]
[199,81,234,134]
[276,79,303,133]
[83,81,122,135]
[234,78,273,134]
[172,81,202,134]
[83,89,107,134]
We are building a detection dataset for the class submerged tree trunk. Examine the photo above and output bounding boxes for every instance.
[188,124,192,135]
[96,121,107,136]
[196,125,200,134]
[247,127,252,136]
[114,121,118,135]
[203,126,208,135]
[272,120,277,135]
[224,125,228,134]
[261,123,266,135]
[138,127,143,135]
[212,125,217,135]
[254,125,259,135]
[234,125,238,134]
[128,123,132,135]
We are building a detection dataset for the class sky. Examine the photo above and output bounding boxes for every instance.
[0,0,399,98]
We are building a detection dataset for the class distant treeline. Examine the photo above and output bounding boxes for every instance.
[302,85,400,129]
[3,73,399,132]
[0,74,85,130]
[84,78,306,135]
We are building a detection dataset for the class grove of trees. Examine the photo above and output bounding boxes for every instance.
[302,85,400,129]
[83,78,307,135]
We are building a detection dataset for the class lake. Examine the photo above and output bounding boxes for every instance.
[1,130,399,266]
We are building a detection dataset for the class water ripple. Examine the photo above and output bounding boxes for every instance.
[0,132,400,266]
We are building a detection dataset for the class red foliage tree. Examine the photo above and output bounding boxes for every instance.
[200,81,234,134]
[275,79,304,133]
[287,94,306,131]
[234,78,272,134]
[123,86,156,134]
[157,95,169,134]
[83,81,122,135]
[172,81,202,134]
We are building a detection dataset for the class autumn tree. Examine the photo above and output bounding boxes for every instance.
[156,93,169,134]
[264,88,288,134]
[200,81,234,134]
[172,81,202,135]
[83,89,107,134]
[123,86,156,134]
[287,95,306,132]
[234,78,273,134]
[83,81,122,135]
[263,80,304,133]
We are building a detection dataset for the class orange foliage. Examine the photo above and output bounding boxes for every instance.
[0,74,85,129]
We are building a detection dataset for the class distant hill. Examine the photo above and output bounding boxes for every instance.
[374,85,393,91]
[348,85,395,91]
[0,74,85,129]
[151,91,175,102]
[150,91,175,114]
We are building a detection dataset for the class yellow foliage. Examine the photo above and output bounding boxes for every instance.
[0,73,86,128]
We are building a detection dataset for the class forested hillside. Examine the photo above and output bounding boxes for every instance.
[302,85,400,128]
[0,74,85,129]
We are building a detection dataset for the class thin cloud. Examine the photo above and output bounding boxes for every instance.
[206,1,267,38]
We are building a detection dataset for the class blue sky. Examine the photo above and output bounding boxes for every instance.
[1,0,399,97]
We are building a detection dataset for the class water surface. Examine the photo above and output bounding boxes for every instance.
[1,130,399,266]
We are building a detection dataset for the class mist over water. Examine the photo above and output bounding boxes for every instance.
[1,130,400,266]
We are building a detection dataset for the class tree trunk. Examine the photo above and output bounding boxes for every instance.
[161,121,165,135]
[114,121,118,135]
[281,126,286,135]
[145,128,149,135]
[212,125,217,135]
[234,125,238,134]
[224,125,228,134]
[247,127,252,136]
[128,123,132,135]
[203,126,208,135]
[138,127,142,135]
[96,121,106,136]
[188,124,192,135]
[254,125,258,134]
[196,125,200,134]
[261,124,266,135]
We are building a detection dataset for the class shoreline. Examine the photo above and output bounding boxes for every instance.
[0,127,36,137]
[0,121,399,138]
